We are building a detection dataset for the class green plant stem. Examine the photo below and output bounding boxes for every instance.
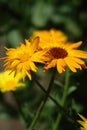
[35,79,63,111]
[28,69,56,130]
[53,68,70,130]
[35,79,77,125]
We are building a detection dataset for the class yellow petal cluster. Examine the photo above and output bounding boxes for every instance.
[2,29,87,80]
[32,28,67,49]
[77,114,87,130]
[32,29,87,73]
[43,41,87,73]
[0,70,25,92]
[3,37,46,80]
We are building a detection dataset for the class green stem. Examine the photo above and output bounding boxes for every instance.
[53,68,70,130]
[35,79,79,125]
[28,69,56,130]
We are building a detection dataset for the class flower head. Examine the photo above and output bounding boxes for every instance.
[31,29,87,73]
[77,114,87,130]
[3,37,46,80]
[0,70,25,92]
[43,41,87,73]
[31,29,67,49]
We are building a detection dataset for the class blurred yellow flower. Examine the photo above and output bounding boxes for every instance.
[43,41,87,73]
[77,114,87,130]
[0,70,25,92]
[31,29,67,49]
[3,37,46,80]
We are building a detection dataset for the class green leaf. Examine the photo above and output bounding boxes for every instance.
[68,86,77,95]
[54,80,63,87]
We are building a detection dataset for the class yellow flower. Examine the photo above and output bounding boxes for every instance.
[31,29,67,49]
[3,37,46,80]
[0,70,25,92]
[77,114,87,130]
[31,29,87,73]
[42,41,87,73]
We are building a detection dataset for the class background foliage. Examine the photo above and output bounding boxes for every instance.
[0,0,87,130]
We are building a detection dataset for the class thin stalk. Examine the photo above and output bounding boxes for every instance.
[35,79,63,112]
[53,68,70,130]
[35,79,78,125]
[28,69,56,130]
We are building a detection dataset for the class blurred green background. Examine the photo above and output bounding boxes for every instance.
[0,0,87,130]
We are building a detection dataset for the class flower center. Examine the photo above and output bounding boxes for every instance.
[19,54,29,62]
[6,80,16,88]
[49,47,68,59]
